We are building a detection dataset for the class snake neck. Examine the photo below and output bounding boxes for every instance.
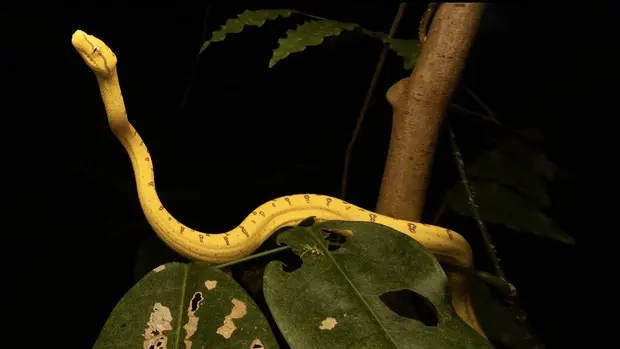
[96,72,130,133]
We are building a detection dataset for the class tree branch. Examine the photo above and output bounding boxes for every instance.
[376,3,485,220]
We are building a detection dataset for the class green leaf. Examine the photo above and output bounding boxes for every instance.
[199,9,292,54]
[446,181,574,244]
[386,39,422,70]
[263,221,492,348]
[93,262,279,348]
[465,149,551,208]
[360,30,421,70]
[269,20,358,68]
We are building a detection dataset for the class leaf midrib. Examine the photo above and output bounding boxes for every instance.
[310,229,401,348]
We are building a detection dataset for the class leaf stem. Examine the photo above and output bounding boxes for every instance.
[215,246,291,269]
[289,10,330,21]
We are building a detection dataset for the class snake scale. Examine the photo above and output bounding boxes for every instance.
[71,29,485,336]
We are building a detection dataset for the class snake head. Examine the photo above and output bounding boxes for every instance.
[71,30,117,78]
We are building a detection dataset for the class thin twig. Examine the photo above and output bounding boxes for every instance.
[178,2,213,114]
[340,3,408,199]
[431,198,447,225]
[447,123,505,279]
[464,87,500,125]
[418,3,439,44]
[441,264,516,297]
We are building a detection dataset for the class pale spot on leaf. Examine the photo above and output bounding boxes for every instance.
[216,298,247,339]
[183,292,204,349]
[205,280,217,290]
[319,317,338,330]
[153,265,166,273]
[249,338,264,348]
[143,303,172,349]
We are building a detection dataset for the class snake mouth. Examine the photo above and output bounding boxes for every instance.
[71,29,115,78]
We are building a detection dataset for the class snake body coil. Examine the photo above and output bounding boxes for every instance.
[71,30,484,336]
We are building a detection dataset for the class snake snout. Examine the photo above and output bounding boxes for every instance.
[71,30,90,53]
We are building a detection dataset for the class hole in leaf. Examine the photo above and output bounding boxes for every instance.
[251,344,264,349]
[380,289,438,326]
[279,247,303,273]
[190,292,203,312]
[322,229,348,251]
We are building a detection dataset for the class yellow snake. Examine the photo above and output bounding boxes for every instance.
[71,30,485,337]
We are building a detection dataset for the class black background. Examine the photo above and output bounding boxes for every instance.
[5,4,615,348]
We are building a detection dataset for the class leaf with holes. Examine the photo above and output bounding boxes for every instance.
[93,262,278,349]
[262,221,492,348]
[269,20,358,68]
[199,9,292,54]
[446,180,574,244]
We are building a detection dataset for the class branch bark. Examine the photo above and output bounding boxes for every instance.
[376,3,485,221]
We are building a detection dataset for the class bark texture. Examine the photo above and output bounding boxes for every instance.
[376,3,485,221]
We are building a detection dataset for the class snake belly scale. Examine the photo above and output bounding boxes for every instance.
[71,30,485,336]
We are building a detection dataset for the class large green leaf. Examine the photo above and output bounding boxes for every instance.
[199,9,292,54]
[269,20,357,68]
[465,146,556,208]
[263,220,492,348]
[447,180,574,244]
[93,262,279,348]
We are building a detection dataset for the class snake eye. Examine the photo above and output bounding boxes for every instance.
[93,46,100,54]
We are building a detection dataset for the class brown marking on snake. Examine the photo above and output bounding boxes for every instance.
[240,226,249,238]
[251,220,256,224]
[259,211,265,217]
[140,141,144,146]
[369,214,377,222]
[224,236,230,245]
[145,157,150,162]
[252,211,257,215]
[304,195,310,203]
[345,206,351,210]
[446,229,454,240]
[341,200,348,205]
[168,217,171,221]
[408,223,417,233]
[271,202,276,207]
[148,181,154,186]
[199,234,204,243]
[284,197,292,205]
[158,205,164,211]
[326,198,332,207]
[151,168,154,172]
[180,226,185,234]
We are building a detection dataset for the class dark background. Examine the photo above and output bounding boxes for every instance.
[5,4,615,348]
